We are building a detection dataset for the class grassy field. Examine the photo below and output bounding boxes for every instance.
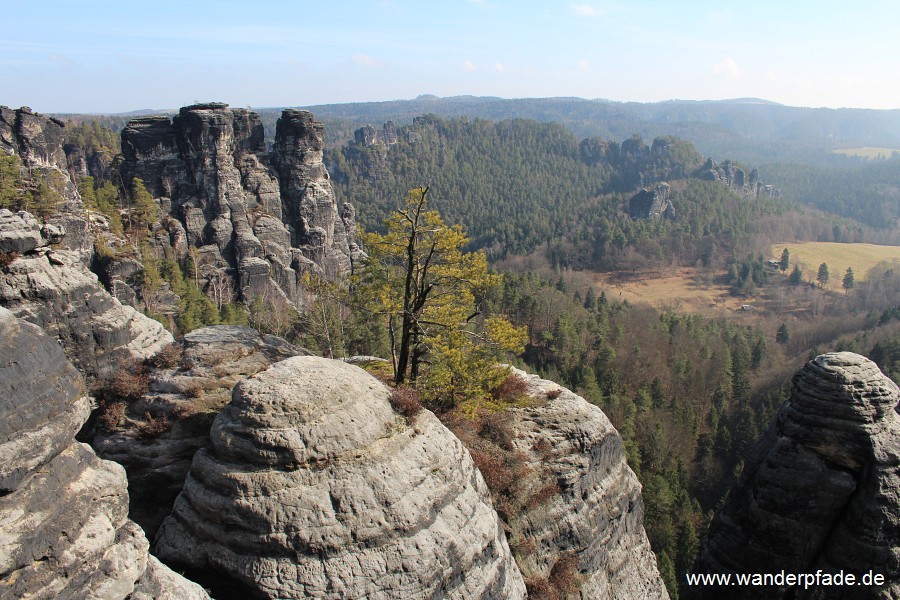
[592,268,747,314]
[833,147,900,159]
[770,242,900,282]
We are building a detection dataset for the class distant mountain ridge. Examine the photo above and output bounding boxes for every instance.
[284,95,900,165]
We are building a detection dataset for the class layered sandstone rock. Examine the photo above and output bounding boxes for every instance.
[0,209,172,378]
[690,352,900,599]
[0,306,210,600]
[155,356,526,599]
[449,367,670,599]
[119,104,358,311]
[90,325,306,537]
[696,157,781,198]
[0,105,68,170]
[628,182,676,220]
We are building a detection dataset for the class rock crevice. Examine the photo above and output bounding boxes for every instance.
[0,306,210,599]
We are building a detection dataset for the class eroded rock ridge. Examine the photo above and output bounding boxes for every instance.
[120,103,360,310]
[0,306,209,599]
[0,209,172,378]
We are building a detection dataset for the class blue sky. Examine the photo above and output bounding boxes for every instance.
[3,0,898,113]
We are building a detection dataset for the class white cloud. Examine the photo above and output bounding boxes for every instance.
[577,59,591,72]
[352,54,379,67]
[467,0,488,6]
[495,62,507,72]
[712,57,742,79]
[463,59,478,72]
[572,3,605,17]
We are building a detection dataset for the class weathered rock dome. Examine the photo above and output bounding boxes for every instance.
[155,356,526,599]
[690,352,900,599]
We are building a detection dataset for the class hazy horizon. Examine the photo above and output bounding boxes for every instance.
[3,0,899,114]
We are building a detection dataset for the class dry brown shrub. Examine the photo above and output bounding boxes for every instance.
[96,400,126,431]
[101,358,149,402]
[526,482,562,509]
[549,551,581,596]
[531,437,552,456]
[390,385,422,421]
[136,411,170,439]
[525,577,557,600]
[147,342,183,369]
[0,252,19,268]
[478,412,516,450]
[469,448,516,495]
[546,388,563,399]
[510,535,537,558]
[490,372,529,403]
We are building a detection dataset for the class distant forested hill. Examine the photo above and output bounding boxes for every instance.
[290,95,900,166]
[764,158,900,230]
[328,114,794,268]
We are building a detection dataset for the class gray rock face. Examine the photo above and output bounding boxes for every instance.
[0,216,173,378]
[691,352,900,599]
[0,307,210,600]
[155,356,526,599]
[696,158,782,198]
[0,105,68,170]
[628,182,676,220]
[451,367,670,599]
[90,325,306,537]
[0,208,45,253]
[119,103,357,310]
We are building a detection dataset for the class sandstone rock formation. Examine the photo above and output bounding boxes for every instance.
[155,356,526,599]
[90,325,306,537]
[696,157,781,198]
[119,103,359,311]
[0,209,172,378]
[690,352,900,599]
[628,182,676,220]
[0,105,68,170]
[448,367,670,599]
[0,306,210,600]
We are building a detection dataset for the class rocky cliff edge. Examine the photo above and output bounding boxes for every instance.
[0,306,210,599]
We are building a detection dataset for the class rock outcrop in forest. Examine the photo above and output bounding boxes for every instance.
[0,306,210,599]
[120,103,360,309]
[628,182,676,220]
[155,356,527,599]
[695,158,781,198]
[690,352,900,599]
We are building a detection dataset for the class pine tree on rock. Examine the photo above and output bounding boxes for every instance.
[356,187,526,408]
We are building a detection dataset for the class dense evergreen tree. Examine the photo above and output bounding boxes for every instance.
[842,266,855,292]
[817,262,830,287]
[780,247,790,272]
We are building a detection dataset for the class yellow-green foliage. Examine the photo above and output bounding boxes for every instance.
[356,187,527,410]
